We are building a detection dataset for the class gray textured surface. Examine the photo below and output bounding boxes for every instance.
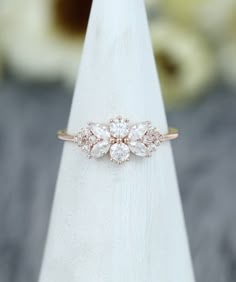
[0,80,236,282]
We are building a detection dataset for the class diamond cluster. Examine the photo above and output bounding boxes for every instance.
[76,116,162,164]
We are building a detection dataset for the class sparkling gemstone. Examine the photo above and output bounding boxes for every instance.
[110,143,130,163]
[77,136,84,146]
[89,123,110,140]
[148,143,158,153]
[90,141,110,158]
[142,134,154,145]
[128,122,149,141]
[89,135,97,145]
[77,128,91,146]
[128,141,149,157]
[82,144,91,153]
[154,139,160,146]
[110,118,129,138]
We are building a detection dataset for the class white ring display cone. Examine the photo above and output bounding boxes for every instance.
[39,0,195,281]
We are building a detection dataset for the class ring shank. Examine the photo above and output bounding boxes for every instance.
[57,128,179,143]
[57,130,76,142]
[161,128,179,142]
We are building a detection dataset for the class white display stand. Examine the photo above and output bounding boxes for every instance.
[39,0,195,281]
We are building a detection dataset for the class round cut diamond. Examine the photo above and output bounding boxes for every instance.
[110,118,129,138]
[110,143,130,163]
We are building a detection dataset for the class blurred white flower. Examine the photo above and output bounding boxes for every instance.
[157,0,207,27]
[201,0,236,86]
[199,0,236,41]
[145,0,161,14]
[0,47,3,80]
[150,0,236,92]
[219,40,236,88]
[0,0,163,86]
[0,0,8,80]
[150,21,216,107]
[157,0,236,41]
[1,0,92,85]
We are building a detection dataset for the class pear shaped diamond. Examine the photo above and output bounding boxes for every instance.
[128,141,149,157]
[128,122,150,141]
[90,141,110,158]
[89,123,110,140]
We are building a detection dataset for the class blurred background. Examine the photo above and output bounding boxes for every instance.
[0,0,236,281]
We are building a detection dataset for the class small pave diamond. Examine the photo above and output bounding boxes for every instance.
[82,144,91,153]
[77,128,91,146]
[110,143,130,164]
[89,135,98,144]
[142,127,161,153]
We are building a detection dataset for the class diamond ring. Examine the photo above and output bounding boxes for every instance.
[57,116,178,164]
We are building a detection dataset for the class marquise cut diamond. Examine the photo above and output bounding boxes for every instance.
[128,122,150,141]
[91,141,110,158]
[89,123,110,140]
[128,141,149,157]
